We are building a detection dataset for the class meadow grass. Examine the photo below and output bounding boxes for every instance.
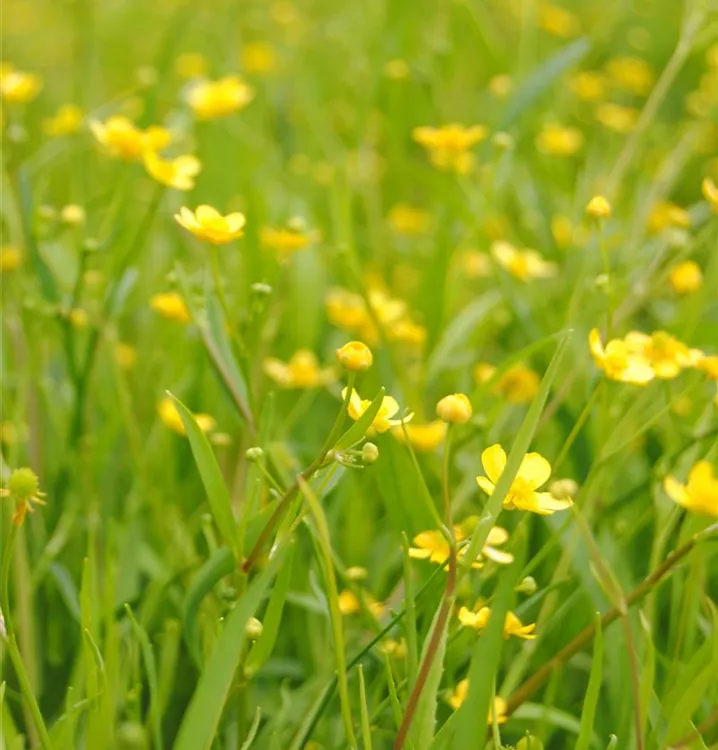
[1,0,718,748]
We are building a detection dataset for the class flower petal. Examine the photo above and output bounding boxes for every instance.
[663,475,689,507]
[519,452,552,489]
[481,444,506,483]
[476,476,496,496]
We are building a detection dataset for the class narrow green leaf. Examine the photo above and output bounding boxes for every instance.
[638,612,656,741]
[183,546,235,667]
[245,542,295,676]
[517,737,545,750]
[172,546,287,750]
[239,708,263,750]
[576,613,604,750]
[158,619,181,716]
[335,387,386,450]
[168,391,238,555]
[125,606,163,750]
[358,664,373,750]
[47,563,81,622]
[383,652,404,731]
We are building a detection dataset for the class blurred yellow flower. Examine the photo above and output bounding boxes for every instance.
[409,525,513,568]
[388,319,428,347]
[90,116,171,161]
[69,309,89,329]
[476,444,572,515]
[664,461,718,517]
[606,56,654,96]
[337,590,360,615]
[43,104,83,136]
[0,467,46,526]
[175,52,208,79]
[343,387,412,434]
[0,245,22,273]
[157,397,215,436]
[624,331,702,379]
[459,249,492,279]
[538,4,580,38]
[436,393,473,424]
[491,241,557,281]
[447,679,508,722]
[241,41,278,74]
[536,123,583,156]
[413,123,488,173]
[570,71,608,102]
[669,261,702,295]
[0,64,42,103]
[589,328,655,384]
[458,605,537,640]
[702,178,718,213]
[488,74,513,98]
[336,341,373,373]
[174,205,246,244]
[144,152,201,191]
[61,204,86,226]
[263,349,336,388]
[647,201,691,234]
[115,342,138,370]
[586,195,612,219]
[150,292,191,323]
[496,363,541,404]
[384,59,410,80]
[387,203,432,236]
[595,102,639,133]
[260,222,312,257]
[392,420,446,452]
[187,76,254,119]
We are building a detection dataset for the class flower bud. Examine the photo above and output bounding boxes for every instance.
[586,195,611,219]
[436,393,472,425]
[245,616,263,640]
[549,478,578,500]
[251,282,273,296]
[336,341,373,372]
[245,446,264,462]
[515,576,537,596]
[61,204,86,226]
[361,442,379,464]
[346,566,368,581]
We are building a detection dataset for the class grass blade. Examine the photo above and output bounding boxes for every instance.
[575,613,604,750]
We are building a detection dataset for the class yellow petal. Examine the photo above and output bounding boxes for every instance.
[588,328,604,359]
[663,475,689,507]
[534,492,572,513]
[481,444,506,483]
[381,395,400,419]
[476,476,496,496]
[196,204,221,222]
[482,546,514,565]
[519,452,552,489]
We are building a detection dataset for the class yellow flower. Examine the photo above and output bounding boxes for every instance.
[436,393,473,425]
[458,605,537,640]
[387,203,432,236]
[488,74,513,98]
[0,245,22,273]
[624,331,702,379]
[175,52,208,79]
[90,116,171,161]
[144,152,201,191]
[605,56,654,96]
[647,201,691,234]
[586,195,612,219]
[474,362,496,385]
[664,461,718,517]
[187,76,254,119]
[697,355,718,381]
[413,124,489,173]
[343,387,412,434]
[669,261,703,295]
[459,249,492,279]
[338,590,360,615]
[174,205,246,245]
[263,349,336,388]
[392,420,447,452]
[241,41,278,75]
[43,104,83,136]
[326,288,370,333]
[595,103,639,134]
[336,341,373,373]
[476,444,572,515]
[536,124,584,156]
[260,223,312,258]
[115,342,138,370]
[702,178,718,213]
[589,328,655,384]
[384,59,410,80]
[495,364,540,404]
[157,396,215,436]
[387,319,428,348]
[69,309,88,329]
[570,71,608,102]
[0,467,46,526]
[447,679,508,723]
[61,205,86,226]
[0,65,42,103]
[408,525,513,568]
[491,241,557,281]
[538,4,580,38]
[150,292,191,323]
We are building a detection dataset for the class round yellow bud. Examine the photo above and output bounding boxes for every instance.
[361,442,379,464]
[586,195,612,219]
[7,467,40,500]
[336,341,373,372]
[436,393,473,425]
[245,616,263,640]
[668,260,702,295]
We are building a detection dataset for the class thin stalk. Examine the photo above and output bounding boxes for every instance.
[552,382,603,472]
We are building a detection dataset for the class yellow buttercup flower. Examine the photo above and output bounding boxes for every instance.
[0,245,22,273]
[605,56,654,96]
[586,195,612,219]
[187,76,254,119]
[0,467,46,526]
[157,396,215,436]
[241,41,278,75]
[595,103,639,134]
[447,679,508,723]
[476,444,572,515]
[702,178,718,213]
[263,350,336,388]
[388,319,428,348]
[387,203,432,236]
[175,52,208,79]
[488,74,513,98]
[150,292,191,323]
[570,71,608,102]
[494,364,541,404]
[538,3,580,38]
[624,331,702,380]
[669,261,703,295]
[436,393,473,425]
[174,205,246,245]
[336,341,373,373]
[338,590,360,615]
[504,611,537,640]
[459,249,492,279]
[664,461,718,517]
[0,64,42,103]
[589,328,655,384]
[343,387,412,434]
[536,123,584,156]
[647,201,691,234]
[384,59,410,80]
[491,241,557,281]
[260,222,312,258]
[115,342,138,370]
[458,605,537,640]
[43,104,83,136]
[408,525,513,568]
[144,152,201,191]
[90,116,171,161]
[61,204,86,226]
[392,421,447,452]
[413,123,489,174]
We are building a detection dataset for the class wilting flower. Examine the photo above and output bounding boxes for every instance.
[387,203,432,236]
[90,116,171,161]
[157,397,215,436]
[1,467,46,526]
[343,387,413,434]
[260,221,313,258]
[241,41,278,74]
[458,606,537,640]
[669,261,703,295]
[174,205,246,245]
[43,104,83,136]
[336,341,373,372]
[536,123,583,156]
[0,245,22,273]
[447,679,508,722]
[392,421,447,452]
[664,461,718,517]
[589,328,655,384]
[413,123,488,173]
[436,393,473,425]
[263,350,335,388]
[144,152,201,191]
[702,178,718,213]
[491,241,557,281]
[0,64,42,103]
[150,292,191,323]
[624,331,702,380]
[476,444,572,515]
[647,201,691,234]
[187,76,254,119]
[409,525,513,568]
